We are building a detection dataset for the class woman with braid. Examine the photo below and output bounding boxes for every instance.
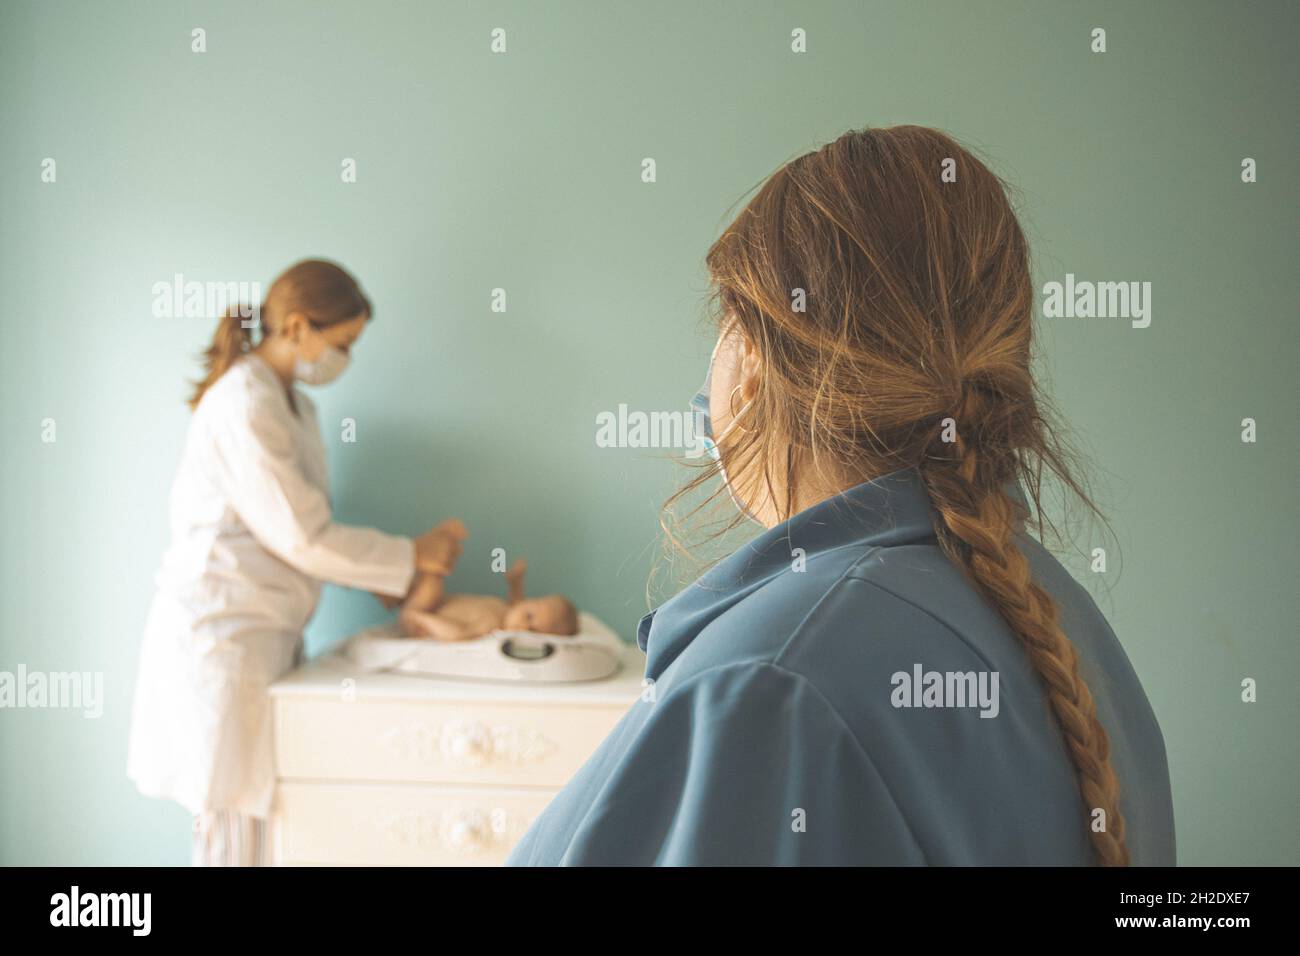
[509,127,1175,866]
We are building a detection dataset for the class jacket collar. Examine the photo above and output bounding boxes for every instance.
[636,467,942,681]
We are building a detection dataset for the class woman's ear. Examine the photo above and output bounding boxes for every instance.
[281,310,309,345]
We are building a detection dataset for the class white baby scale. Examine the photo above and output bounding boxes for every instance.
[342,612,624,684]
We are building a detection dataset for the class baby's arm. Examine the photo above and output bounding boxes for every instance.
[504,558,528,605]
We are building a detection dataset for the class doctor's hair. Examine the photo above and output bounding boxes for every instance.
[187,259,372,409]
[667,125,1129,865]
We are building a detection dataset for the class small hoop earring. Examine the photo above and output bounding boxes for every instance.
[729,385,751,432]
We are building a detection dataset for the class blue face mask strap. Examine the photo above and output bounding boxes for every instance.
[690,340,759,521]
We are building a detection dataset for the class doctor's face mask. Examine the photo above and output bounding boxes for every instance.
[292,316,364,386]
[293,340,350,386]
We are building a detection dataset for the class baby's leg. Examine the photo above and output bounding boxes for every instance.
[504,558,528,605]
[399,608,473,642]
[404,572,446,613]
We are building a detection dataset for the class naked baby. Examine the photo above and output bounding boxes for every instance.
[399,559,579,641]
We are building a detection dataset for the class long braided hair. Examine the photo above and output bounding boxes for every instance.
[670,126,1128,865]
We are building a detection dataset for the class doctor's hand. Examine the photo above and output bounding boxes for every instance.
[414,518,468,576]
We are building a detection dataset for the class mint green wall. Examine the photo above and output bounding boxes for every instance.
[1,1,1295,865]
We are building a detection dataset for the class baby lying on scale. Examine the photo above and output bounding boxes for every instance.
[400,558,579,640]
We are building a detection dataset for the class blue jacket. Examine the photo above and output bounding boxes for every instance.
[508,468,1175,865]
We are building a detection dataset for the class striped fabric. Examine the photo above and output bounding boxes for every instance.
[192,811,270,867]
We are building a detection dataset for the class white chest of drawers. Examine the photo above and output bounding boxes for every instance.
[267,641,646,866]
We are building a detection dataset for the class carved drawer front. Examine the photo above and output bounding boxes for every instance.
[275,698,624,787]
[275,782,554,866]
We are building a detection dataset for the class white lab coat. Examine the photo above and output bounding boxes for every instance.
[128,354,415,817]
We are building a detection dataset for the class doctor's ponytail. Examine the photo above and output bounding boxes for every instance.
[680,126,1131,865]
[188,306,256,410]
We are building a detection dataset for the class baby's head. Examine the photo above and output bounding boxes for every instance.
[503,595,579,636]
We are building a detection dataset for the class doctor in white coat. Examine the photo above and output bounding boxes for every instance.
[128,259,466,865]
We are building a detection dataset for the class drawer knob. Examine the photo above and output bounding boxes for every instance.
[445,722,492,766]
[448,815,487,850]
